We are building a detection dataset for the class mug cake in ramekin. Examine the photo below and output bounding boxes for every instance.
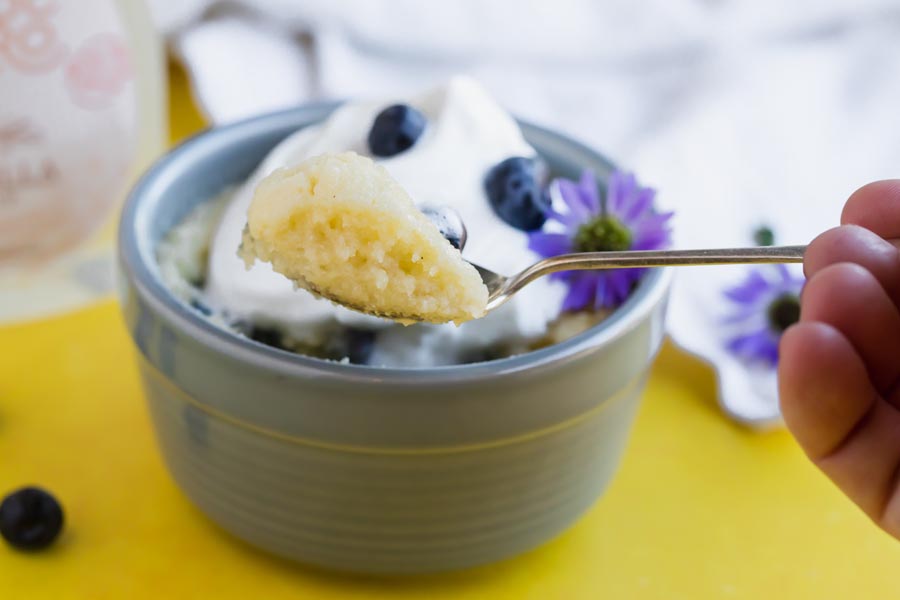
[118,78,672,574]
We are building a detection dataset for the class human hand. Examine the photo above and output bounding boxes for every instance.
[779,180,900,539]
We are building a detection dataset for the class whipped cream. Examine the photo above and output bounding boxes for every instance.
[206,77,567,367]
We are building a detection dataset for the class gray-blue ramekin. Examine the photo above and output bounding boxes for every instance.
[117,103,671,574]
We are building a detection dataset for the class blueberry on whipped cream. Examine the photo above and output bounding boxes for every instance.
[367,104,427,157]
[484,156,550,232]
[419,205,466,250]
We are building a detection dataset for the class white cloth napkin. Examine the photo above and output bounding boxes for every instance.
[149,0,900,427]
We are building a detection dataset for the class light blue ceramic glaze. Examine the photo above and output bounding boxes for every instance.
[117,104,672,574]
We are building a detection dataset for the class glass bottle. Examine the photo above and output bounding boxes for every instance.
[0,0,166,323]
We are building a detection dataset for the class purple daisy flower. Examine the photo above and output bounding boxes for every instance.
[527,170,673,311]
[723,264,805,366]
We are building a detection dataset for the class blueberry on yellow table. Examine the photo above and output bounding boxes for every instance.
[0,486,64,551]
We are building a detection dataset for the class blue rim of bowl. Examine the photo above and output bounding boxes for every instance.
[119,104,672,386]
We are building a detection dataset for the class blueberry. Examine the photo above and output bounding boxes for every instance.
[458,344,508,364]
[484,157,549,231]
[344,329,376,365]
[0,486,64,551]
[247,324,285,350]
[419,205,467,250]
[323,328,376,364]
[367,104,426,157]
[189,298,212,316]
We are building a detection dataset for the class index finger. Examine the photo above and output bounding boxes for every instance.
[842,180,900,240]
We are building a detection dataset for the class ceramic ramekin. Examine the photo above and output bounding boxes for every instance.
[117,103,672,574]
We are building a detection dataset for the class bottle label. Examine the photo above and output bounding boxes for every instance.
[0,0,136,266]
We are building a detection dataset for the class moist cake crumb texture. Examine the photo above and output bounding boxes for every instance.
[240,152,488,325]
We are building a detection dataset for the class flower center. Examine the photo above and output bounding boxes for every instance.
[767,293,800,333]
[753,225,775,247]
[573,216,632,253]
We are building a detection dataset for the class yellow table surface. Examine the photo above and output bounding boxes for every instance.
[2,65,899,599]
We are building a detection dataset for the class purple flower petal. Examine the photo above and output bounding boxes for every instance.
[633,211,675,232]
[593,276,610,310]
[722,264,805,366]
[534,169,671,312]
[727,330,768,353]
[528,232,573,257]
[562,274,597,312]
[608,271,631,303]
[545,205,583,229]
[555,178,592,220]
[723,272,770,305]
[631,213,673,251]
[775,263,792,282]
[721,308,762,324]
[607,172,637,213]
[620,187,656,222]
[762,343,780,365]
[726,330,779,366]
[578,169,600,213]
[632,230,672,251]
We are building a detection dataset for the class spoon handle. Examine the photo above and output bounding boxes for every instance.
[538,245,807,272]
[480,245,808,313]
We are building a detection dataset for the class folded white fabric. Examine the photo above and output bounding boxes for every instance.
[149,0,900,426]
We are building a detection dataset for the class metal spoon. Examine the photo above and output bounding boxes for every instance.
[422,206,805,315]
[472,245,806,313]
